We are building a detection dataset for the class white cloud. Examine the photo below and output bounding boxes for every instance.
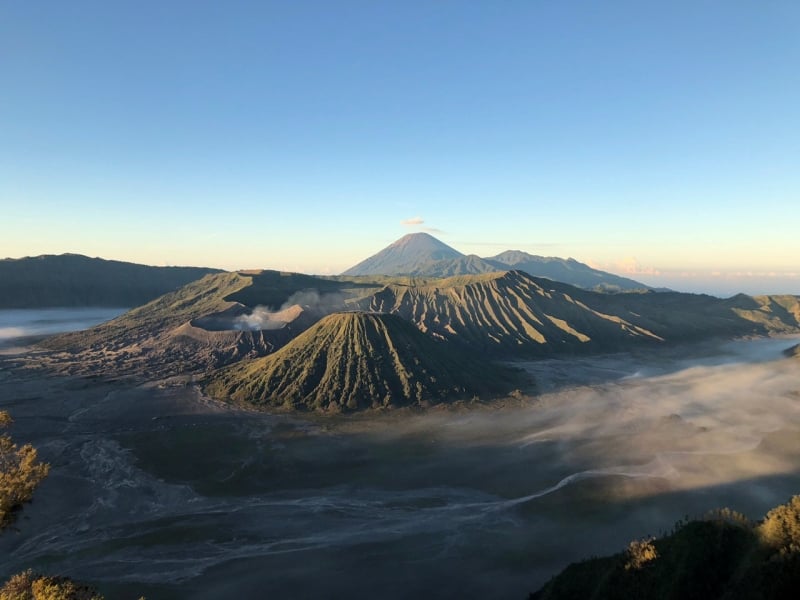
[587,257,661,276]
[401,216,424,226]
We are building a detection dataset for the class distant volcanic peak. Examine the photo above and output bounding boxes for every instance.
[342,235,650,290]
[341,233,463,276]
[391,231,460,250]
[204,310,518,411]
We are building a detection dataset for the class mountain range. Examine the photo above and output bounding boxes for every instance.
[40,267,800,411]
[342,233,650,291]
[0,254,220,308]
[6,240,799,413]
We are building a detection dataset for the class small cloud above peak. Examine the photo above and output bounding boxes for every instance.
[401,216,424,226]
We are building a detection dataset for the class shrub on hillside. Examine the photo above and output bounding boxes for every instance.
[0,569,104,600]
[759,495,800,557]
[0,411,50,529]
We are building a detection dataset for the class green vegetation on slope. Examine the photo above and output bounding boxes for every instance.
[531,497,800,600]
[0,412,49,529]
[205,311,524,411]
[728,294,800,334]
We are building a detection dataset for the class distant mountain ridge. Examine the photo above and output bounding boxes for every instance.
[483,250,647,291]
[0,254,221,308]
[342,233,649,291]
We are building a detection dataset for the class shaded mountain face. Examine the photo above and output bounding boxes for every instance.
[204,312,522,411]
[342,233,649,291]
[783,343,800,358]
[341,233,464,276]
[484,251,648,292]
[0,254,220,308]
[404,254,499,277]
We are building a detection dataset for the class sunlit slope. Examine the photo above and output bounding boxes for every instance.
[727,294,800,333]
[356,271,662,354]
[358,271,800,355]
[205,312,522,411]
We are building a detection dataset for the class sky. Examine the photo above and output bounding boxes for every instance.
[1,1,798,296]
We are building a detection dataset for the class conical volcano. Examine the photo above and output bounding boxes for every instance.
[342,233,464,276]
[204,311,522,411]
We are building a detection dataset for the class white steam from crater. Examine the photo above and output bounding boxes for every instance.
[233,289,347,331]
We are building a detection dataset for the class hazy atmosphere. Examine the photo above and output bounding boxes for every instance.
[2,3,799,599]
[2,314,799,597]
[2,1,799,295]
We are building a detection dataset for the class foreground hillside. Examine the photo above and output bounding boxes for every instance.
[531,496,800,600]
[0,254,220,308]
[205,312,524,411]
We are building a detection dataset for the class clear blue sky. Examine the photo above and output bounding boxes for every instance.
[2,1,798,295]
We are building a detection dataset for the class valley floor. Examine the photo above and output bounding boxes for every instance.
[1,335,799,599]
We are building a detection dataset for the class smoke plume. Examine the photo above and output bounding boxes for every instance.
[233,289,348,331]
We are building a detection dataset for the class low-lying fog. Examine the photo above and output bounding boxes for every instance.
[0,308,126,348]
[0,316,798,599]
